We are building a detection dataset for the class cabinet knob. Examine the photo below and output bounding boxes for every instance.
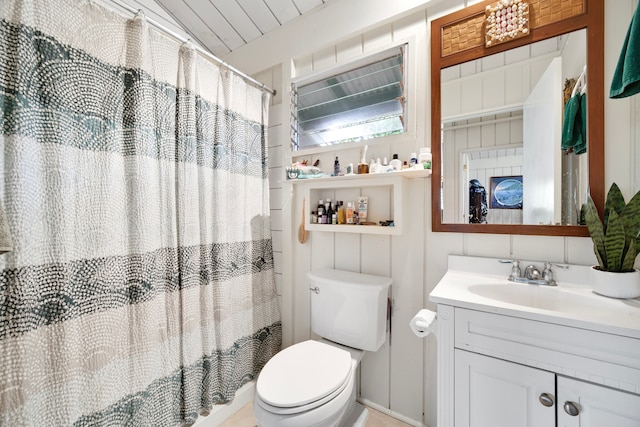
[538,393,554,407]
[563,401,580,416]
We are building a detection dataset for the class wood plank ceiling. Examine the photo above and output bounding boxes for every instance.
[153,0,327,58]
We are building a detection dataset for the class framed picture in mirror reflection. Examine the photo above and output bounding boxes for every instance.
[489,175,523,209]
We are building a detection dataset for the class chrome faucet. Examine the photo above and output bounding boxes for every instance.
[500,260,568,286]
[524,264,542,281]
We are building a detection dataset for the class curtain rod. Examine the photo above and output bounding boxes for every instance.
[107,0,276,96]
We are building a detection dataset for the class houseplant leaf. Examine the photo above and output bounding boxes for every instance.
[604,183,626,231]
[604,209,626,271]
[584,194,606,270]
[620,190,640,241]
[622,238,637,271]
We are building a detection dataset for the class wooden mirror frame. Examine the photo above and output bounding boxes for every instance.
[431,0,604,236]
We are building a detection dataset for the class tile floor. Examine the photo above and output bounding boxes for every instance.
[219,401,412,427]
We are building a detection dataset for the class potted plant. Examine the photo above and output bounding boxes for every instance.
[584,183,640,298]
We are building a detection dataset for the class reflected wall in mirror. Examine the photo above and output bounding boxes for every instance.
[441,30,587,226]
[431,0,604,236]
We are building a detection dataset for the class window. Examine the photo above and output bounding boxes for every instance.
[291,45,407,150]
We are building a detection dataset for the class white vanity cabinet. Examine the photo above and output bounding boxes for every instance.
[455,349,555,427]
[436,305,640,427]
[455,348,640,427]
[557,376,640,426]
[429,256,640,427]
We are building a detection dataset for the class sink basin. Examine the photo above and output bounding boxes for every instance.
[429,256,640,338]
[467,283,606,313]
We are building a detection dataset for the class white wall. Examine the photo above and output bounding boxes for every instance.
[223,0,640,426]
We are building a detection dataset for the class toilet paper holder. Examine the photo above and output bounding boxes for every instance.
[410,309,438,338]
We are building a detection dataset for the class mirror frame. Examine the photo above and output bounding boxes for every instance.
[431,0,604,236]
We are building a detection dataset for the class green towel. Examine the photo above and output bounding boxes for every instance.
[610,2,640,98]
[561,93,586,154]
[575,93,587,154]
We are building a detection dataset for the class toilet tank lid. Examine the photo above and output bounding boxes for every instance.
[307,268,392,290]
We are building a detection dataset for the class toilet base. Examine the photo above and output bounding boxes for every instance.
[340,401,368,427]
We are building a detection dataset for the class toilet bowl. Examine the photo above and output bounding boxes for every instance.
[253,269,392,427]
[253,340,366,427]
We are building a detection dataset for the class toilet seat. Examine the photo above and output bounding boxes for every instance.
[256,340,353,414]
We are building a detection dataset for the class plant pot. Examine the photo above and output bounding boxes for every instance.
[590,266,640,299]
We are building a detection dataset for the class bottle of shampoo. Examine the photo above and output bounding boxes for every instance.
[346,202,355,224]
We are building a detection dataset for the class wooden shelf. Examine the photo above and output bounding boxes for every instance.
[287,167,431,184]
[306,223,398,235]
[291,168,429,235]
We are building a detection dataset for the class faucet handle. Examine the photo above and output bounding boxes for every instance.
[545,262,569,270]
[542,262,568,283]
[499,259,522,279]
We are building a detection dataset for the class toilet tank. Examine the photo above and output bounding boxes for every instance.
[307,268,392,352]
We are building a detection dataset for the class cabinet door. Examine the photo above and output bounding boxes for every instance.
[455,350,555,427]
[557,376,640,427]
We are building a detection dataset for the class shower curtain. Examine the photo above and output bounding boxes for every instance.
[0,0,281,425]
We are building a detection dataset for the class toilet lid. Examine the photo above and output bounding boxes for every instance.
[256,340,352,408]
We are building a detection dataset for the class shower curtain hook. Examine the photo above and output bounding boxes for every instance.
[135,9,145,18]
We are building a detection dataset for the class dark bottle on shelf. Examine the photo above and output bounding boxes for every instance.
[317,199,325,224]
[325,199,334,225]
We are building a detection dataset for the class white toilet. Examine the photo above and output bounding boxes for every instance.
[253,268,392,427]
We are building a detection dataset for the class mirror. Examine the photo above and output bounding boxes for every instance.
[431,0,604,236]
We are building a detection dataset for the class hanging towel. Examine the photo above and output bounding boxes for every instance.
[575,93,587,154]
[561,92,586,154]
[610,2,640,98]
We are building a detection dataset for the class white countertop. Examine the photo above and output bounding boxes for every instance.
[429,255,640,339]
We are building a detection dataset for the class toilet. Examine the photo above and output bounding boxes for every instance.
[253,268,392,427]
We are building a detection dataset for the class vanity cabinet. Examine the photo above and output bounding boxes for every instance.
[557,376,640,426]
[435,305,640,427]
[455,349,640,427]
[455,349,555,426]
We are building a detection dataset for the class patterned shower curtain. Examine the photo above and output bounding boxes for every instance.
[0,0,281,425]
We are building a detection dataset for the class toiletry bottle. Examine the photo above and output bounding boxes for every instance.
[402,160,409,170]
[358,145,369,174]
[357,196,368,222]
[389,154,402,171]
[334,156,340,176]
[317,200,325,224]
[418,147,432,170]
[410,152,418,167]
[346,202,354,224]
[311,211,317,224]
[325,199,333,225]
[337,201,345,224]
